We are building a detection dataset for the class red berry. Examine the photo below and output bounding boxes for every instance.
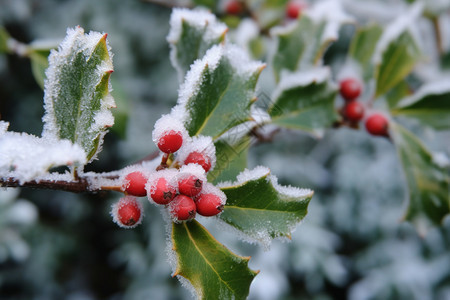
[178,175,203,197]
[365,113,389,136]
[149,177,176,205]
[344,101,365,122]
[286,1,304,19]
[184,151,212,172]
[340,78,362,101]
[226,0,244,15]
[123,171,147,197]
[157,130,183,153]
[112,196,143,228]
[195,193,224,217]
[169,195,196,221]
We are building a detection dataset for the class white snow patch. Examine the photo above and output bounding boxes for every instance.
[268,175,313,199]
[272,67,332,102]
[217,166,270,188]
[0,121,9,136]
[373,2,424,65]
[396,78,450,108]
[0,132,87,183]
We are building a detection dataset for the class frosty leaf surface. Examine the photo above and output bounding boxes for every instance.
[167,8,227,81]
[42,27,115,162]
[171,220,257,300]
[218,167,313,246]
[390,122,449,232]
[173,44,264,139]
[271,1,350,82]
[268,67,338,136]
[0,132,86,183]
[349,24,383,80]
[373,4,422,98]
[391,80,450,130]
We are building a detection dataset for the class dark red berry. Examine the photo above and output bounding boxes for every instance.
[340,78,362,101]
[344,101,365,122]
[286,1,304,19]
[365,113,389,136]
[123,171,147,197]
[226,0,244,15]
[169,195,196,221]
[157,130,183,153]
[195,193,224,217]
[184,151,212,172]
[113,196,143,228]
[178,175,203,197]
[150,177,176,205]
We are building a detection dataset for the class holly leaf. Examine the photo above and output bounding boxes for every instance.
[391,79,450,130]
[174,44,264,139]
[386,80,412,109]
[42,27,115,162]
[171,220,258,300]
[390,122,450,233]
[167,8,227,81]
[0,26,10,53]
[349,24,383,80]
[373,4,422,98]
[271,2,351,82]
[218,167,313,246]
[268,67,338,136]
[208,135,251,184]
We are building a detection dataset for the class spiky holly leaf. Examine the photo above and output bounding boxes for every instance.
[391,80,450,130]
[349,24,383,80]
[390,122,449,233]
[171,220,258,300]
[173,44,264,139]
[167,8,227,81]
[42,27,115,162]
[373,4,422,98]
[271,2,350,82]
[268,67,338,136]
[219,167,313,246]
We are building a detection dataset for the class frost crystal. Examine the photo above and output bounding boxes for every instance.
[396,78,450,108]
[0,132,87,183]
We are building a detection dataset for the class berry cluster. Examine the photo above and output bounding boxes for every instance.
[339,77,389,137]
[111,115,225,227]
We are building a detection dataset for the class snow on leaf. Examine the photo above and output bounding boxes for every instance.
[0,132,87,183]
[171,44,265,139]
[42,26,115,162]
[217,167,313,248]
[167,8,228,81]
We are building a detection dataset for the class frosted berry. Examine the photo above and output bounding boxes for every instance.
[178,175,203,197]
[195,193,224,217]
[340,78,362,101]
[157,130,183,153]
[184,151,212,172]
[169,195,196,221]
[123,171,147,197]
[365,113,389,136]
[344,101,365,122]
[226,0,244,15]
[149,177,176,205]
[286,1,304,19]
[112,196,143,228]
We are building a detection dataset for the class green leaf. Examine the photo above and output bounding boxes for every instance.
[42,27,115,162]
[27,40,59,89]
[168,8,227,81]
[373,4,423,98]
[176,44,264,139]
[192,0,216,9]
[171,220,258,300]
[268,67,338,136]
[391,80,450,130]
[271,3,350,82]
[219,167,313,245]
[348,24,383,80]
[0,26,10,53]
[386,80,412,109]
[390,122,449,232]
[208,136,251,184]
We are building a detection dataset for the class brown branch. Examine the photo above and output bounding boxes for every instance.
[431,16,444,56]
[141,0,192,8]
[1,177,92,193]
